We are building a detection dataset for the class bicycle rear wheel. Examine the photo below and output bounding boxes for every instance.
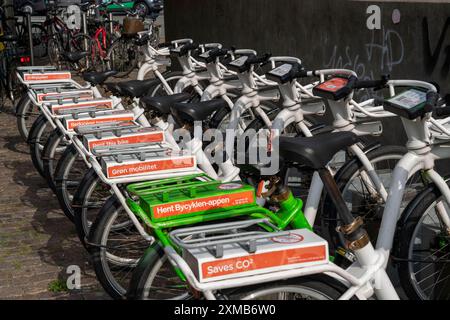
[54,144,88,222]
[73,168,111,248]
[88,195,150,299]
[47,36,64,70]
[16,94,40,142]
[28,114,54,178]
[106,36,139,78]
[30,23,48,58]
[71,34,96,72]
[222,275,350,300]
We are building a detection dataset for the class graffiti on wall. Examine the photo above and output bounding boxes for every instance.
[422,17,450,77]
[323,27,404,81]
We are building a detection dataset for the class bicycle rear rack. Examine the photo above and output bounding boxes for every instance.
[17,69,72,84]
[49,98,114,117]
[16,66,56,72]
[75,121,140,137]
[55,106,111,118]
[165,218,330,286]
[29,83,77,92]
[98,143,196,179]
[92,142,167,162]
[61,110,135,132]
[169,218,286,258]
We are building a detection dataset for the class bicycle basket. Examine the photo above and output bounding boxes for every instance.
[123,17,144,35]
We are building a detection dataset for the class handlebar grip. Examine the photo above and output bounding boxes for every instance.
[354,80,384,89]
[289,63,307,79]
[208,48,229,59]
[425,91,440,113]
[174,42,199,56]
[346,76,358,90]
[353,75,390,90]
[246,53,272,66]
[435,105,450,118]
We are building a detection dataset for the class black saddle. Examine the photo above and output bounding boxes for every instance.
[279,132,359,169]
[140,93,192,115]
[104,82,124,96]
[62,51,89,63]
[82,70,118,86]
[117,79,160,98]
[171,99,228,123]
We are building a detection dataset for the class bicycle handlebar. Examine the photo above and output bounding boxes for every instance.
[425,91,441,114]
[233,49,257,56]
[246,53,272,66]
[200,43,222,51]
[171,39,194,48]
[387,80,437,93]
[269,56,302,67]
[353,75,390,90]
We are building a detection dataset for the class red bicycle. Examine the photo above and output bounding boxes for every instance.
[44,6,91,71]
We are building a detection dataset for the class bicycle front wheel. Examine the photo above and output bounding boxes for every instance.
[396,181,450,300]
[322,145,424,250]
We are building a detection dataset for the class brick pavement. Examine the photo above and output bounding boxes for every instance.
[0,100,108,300]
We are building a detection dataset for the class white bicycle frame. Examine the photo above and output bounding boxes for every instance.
[375,80,450,267]
[161,79,450,301]
[271,68,398,224]
[172,80,450,300]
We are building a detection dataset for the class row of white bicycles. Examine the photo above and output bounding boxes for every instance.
[13,29,450,300]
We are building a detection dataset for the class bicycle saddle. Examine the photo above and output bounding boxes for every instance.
[117,79,160,98]
[171,99,228,123]
[279,132,359,169]
[82,70,118,86]
[0,34,18,42]
[104,82,125,96]
[62,51,89,63]
[140,93,192,115]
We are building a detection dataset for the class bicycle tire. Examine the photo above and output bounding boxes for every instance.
[16,94,39,142]
[42,129,68,191]
[127,241,190,300]
[105,36,139,78]
[395,181,450,300]
[73,168,110,248]
[88,195,151,299]
[321,145,422,251]
[222,274,352,300]
[28,114,52,178]
[54,144,86,222]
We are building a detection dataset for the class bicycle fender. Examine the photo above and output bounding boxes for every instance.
[333,141,382,182]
